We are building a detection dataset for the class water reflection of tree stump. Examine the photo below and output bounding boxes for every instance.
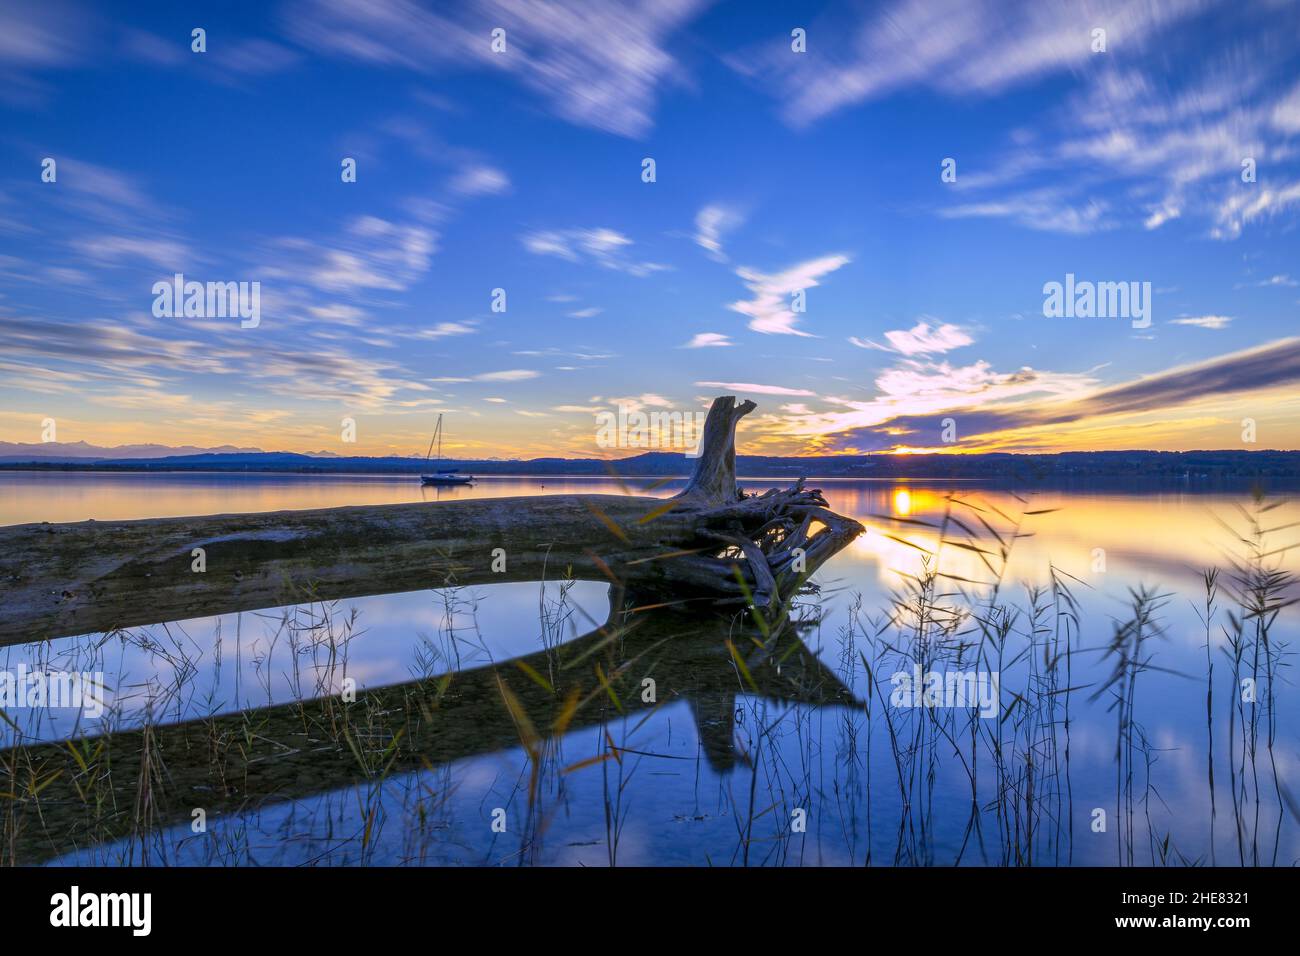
[1,601,860,863]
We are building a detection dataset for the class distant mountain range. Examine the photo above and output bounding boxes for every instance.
[0,440,339,461]
[2,444,1298,481]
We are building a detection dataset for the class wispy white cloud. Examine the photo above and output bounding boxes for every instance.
[511,347,613,361]
[1170,314,1232,329]
[71,235,193,269]
[1212,181,1300,239]
[448,164,510,197]
[730,0,1209,128]
[0,1,85,68]
[806,338,1300,452]
[1144,200,1182,230]
[1234,273,1298,289]
[403,321,478,340]
[56,159,158,213]
[0,0,91,102]
[30,158,189,264]
[270,215,437,294]
[695,380,816,396]
[283,0,710,137]
[728,254,849,336]
[472,369,539,382]
[693,203,743,261]
[0,313,441,410]
[606,393,675,412]
[307,304,368,326]
[524,227,625,261]
[116,28,301,82]
[522,227,668,276]
[939,38,1300,238]
[1270,79,1300,132]
[774,358,1097,450]
[941,188,1111,234]
[432,368,540,383]
[682,332,732,348]
[850,320,974,355]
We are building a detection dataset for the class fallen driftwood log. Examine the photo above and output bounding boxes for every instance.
[0,396,863,645]
[0,602,861,863]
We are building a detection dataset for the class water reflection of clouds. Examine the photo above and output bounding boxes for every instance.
[3,579,611,744]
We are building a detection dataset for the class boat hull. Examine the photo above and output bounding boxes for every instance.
[421,474,475,486]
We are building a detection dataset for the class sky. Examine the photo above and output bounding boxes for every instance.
[2,0,1300,459]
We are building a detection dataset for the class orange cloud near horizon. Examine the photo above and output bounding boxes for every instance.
[5,338,1300,460]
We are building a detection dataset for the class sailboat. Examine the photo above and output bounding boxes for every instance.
[420,414,475,486]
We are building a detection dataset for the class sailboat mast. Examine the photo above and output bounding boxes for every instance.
[424,414,442,463]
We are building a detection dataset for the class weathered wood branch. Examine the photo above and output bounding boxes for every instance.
[0,396,864,645]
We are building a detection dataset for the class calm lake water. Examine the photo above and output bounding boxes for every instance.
[2,471,1297,866]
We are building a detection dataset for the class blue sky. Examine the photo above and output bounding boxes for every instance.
[2,0,1299,458]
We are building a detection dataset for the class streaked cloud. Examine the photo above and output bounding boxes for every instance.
[729,253,850,336]
[814,338,1300,452]
[0,313,440,410]
[522,227,668,276]
[940,188,1111,235]
[0,0,90,102]
[850,320,974,355]
[1170,314,1232,329]
[432,369,540,383]
[937,37,1300,238]
[0,1,85,70]
[730,0,1208,128]
[693,203,743,261]
[695,380,816,396]
[1212,180,1300,239]
[268,215,437,294]
[1273,80,1300,132]
[401,321,478,340]
[448,164,510,197]
[682,332,732,348]
[282,0,711,137]
[70,235,192,269]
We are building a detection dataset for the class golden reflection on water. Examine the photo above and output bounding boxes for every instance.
[830,481,1300,602]
[892,488,912,516]
[1,472,1295,597]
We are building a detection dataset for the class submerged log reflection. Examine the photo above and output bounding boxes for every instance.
[1,596,860,863]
